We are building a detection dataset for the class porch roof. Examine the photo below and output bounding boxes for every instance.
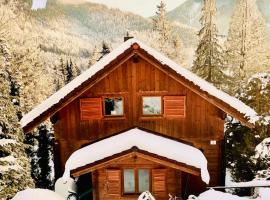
[62,128,210,184]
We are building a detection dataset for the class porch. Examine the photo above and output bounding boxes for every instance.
[62,128,210,200]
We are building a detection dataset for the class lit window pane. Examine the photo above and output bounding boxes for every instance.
[104,97,123,116]
[138,169,150,193]
[124,169,135,193]
[143,97,161,115]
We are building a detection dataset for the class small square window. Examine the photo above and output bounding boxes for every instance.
[104,97,124,116]
[142,96,162,115]
[123,169,135,193]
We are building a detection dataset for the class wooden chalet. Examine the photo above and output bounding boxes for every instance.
[21,38,257,200]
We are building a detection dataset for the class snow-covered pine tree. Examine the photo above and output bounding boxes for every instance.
[226,0,268,82]
[226,73,270,195]
[88,46,100,67]
[54,58,66,91]
[152,1,172,52]
[0,37,34,199]
[192,0,228,90]
[66,59,80,83]
[152,1,186,66]
[36,124,54,189]
[98,41,111,61]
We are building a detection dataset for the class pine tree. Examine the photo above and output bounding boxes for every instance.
[0,37,34,199]
[226,73,270,195]
[88,46,100,67]
[192,0,228,90]
[152,1,186,66]
[226,0,268,80]
[98,41,111,61]
[153,1,172,52]
[54,58,66,91]
[36,124,54,189]
[66,59,80,83]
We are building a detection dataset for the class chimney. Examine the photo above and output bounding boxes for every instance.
[124,31,134,42]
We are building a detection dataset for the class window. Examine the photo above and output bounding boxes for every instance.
[123,169,135,193]
[142,96,162,115]
[104,97,124,116]
[138,169,150,193]
[123,168,150,194]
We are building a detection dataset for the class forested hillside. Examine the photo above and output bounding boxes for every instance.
[167,0,270,37]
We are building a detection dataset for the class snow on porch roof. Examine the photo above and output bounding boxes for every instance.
[20,38,257,129]
[62,128,210,184]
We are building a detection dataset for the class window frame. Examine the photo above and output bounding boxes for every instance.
[122,168,151,196]
[141,96,163,117]
[102,96,125,118]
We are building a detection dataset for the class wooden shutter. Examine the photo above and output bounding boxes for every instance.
[152,169,167,198]
[80,98,102,120]
[164,96,186,118]
[106,169,121,195]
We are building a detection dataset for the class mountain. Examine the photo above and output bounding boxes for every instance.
[21,0,197,70]
[167,0,270,37]
[26,0,150,69]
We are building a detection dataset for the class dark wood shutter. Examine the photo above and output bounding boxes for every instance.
[106,169,121,195]
[152,169,167,198]
[164,96,186,118]
[80,98,102,120]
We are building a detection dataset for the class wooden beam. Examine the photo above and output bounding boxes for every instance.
[135,152,200,176]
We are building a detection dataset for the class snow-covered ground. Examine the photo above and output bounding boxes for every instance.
[188,188,270,200]
[12,189,64,200]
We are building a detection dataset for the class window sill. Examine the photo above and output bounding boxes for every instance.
[102,116,126,121]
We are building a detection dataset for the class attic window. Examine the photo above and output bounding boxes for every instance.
[142,96,162,115]
[104,97,124,116]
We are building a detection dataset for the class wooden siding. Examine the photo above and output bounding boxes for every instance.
[53,54,225,196]
[92,156,181,200]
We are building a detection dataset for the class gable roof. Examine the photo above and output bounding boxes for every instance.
[20,38,257,131]
[63,128,210,184]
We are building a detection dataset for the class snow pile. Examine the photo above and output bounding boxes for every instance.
[188,189,250,200]
[138,191,155,200]
[256,188,270,200]
[55,177,77,199]
[12,189,64,200]
[63,128,210,184]
[21,38,257,129]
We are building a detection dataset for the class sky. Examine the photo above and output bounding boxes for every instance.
[32,0,186,17]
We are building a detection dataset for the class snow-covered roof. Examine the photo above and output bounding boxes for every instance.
[21,38,257,129]
[63,128,210,184]
[12,189,64,200]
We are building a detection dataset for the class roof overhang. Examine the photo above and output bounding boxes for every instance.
[62,128,210,184]
[71,146,201,177]
[21,38,257,132]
